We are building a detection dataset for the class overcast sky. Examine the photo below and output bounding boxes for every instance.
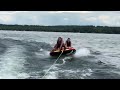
[0,11,120,26]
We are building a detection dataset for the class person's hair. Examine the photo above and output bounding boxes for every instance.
[57,37,62,44]
[67,38,70,40]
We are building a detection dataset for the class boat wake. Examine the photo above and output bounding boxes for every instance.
[74,48,91,58]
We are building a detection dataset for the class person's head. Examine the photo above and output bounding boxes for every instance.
[67,38,70,41]
[57,37,62,43]
[57,37,61,40]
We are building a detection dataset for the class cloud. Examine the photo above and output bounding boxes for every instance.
[63,18,69,21]
[98,15,110,21]
[84,17,97,22]
[0,15,13,23]
[0,11,120,26]
[98,15,110,25]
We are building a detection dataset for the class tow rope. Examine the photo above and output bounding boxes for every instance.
[41,50,63,79]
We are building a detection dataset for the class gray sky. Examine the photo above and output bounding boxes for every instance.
[0,11,120,26]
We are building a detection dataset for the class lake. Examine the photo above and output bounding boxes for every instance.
[0,30,120,79]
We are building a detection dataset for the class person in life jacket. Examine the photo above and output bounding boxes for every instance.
[65,38,71,48]
[53,37,66,51]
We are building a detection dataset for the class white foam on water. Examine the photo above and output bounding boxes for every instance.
[43,71,58,79]
[36,49,51,58]
[74,48,90,58]
[0,45,29,79]
[58,68,93,79]
[41,50,51,58]
[60,57,73,65]
[35,52,44,57]
[44,51,50,56]
[42,71,58,79]
[42,66,93,79]
[81,69,93,78]
[42,62,62,79]
[39,48,43,51]
[61,59,66,65]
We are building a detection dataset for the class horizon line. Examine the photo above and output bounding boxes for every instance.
[0,24,120,27]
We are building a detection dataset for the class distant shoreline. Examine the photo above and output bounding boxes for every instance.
[0,24,120,34]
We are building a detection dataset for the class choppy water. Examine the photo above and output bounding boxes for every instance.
[0,30,120,79]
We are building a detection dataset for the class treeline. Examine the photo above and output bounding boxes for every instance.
[0,24,120,34]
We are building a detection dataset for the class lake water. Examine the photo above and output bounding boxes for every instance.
[0,30,120,79]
